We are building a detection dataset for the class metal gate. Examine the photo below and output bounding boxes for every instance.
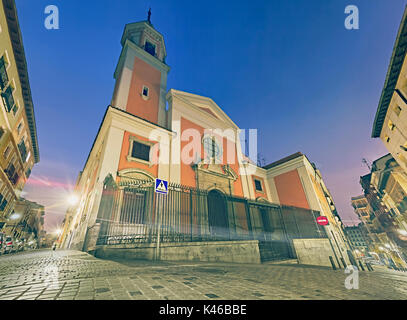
[247,203,294,261]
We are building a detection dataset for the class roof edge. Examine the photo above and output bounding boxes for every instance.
[372,5,407,138]
[3,0,40,162]
[262,152,304,170]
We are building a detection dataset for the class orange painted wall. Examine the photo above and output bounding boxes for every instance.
[117,131,159,178]
[180,117,204,188]
[225,137,244,197]
[273,169,310,209]
[126,56,161,124]
[180,117,244,197]
[252,175,268,200]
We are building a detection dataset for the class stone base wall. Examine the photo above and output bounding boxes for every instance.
[83,223,101,252]
[293,238,336,267]
[94,240,261,264]
[70,241,84,252]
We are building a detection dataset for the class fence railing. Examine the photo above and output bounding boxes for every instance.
[95,176,327,250]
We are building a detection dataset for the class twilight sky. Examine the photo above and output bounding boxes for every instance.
[14,0,405,231]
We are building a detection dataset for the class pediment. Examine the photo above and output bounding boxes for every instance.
[169,89,238,129]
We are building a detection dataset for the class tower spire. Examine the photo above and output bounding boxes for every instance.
[147,8,152,24]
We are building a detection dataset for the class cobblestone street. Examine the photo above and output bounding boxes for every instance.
[0,249,406,300]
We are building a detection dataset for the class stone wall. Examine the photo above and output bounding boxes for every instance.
[293,238,336,267]
[82,223,101,252]
[94,240,261,264]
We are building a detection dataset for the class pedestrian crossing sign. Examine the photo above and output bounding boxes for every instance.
[155,178,168,195]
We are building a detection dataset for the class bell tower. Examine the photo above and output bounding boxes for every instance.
[111,12,170,128]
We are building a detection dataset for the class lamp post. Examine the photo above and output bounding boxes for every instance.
[8,212,22,237]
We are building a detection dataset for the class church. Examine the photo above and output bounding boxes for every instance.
[60,15,351,268]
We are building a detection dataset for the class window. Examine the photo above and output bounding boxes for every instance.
[384,135,390,143]
[4,162,18,185]
[203,136,222,160]
[142,86,149,99]
[388,120,395,131]
[254,179,263,192]
[1,85,14,112]
[144,41,156,56]
[0,196,7,212]
[394,105,402,116]
[12,104,18,116]
[17,139,27,162]
[0,127,4,140]
[25,167,31,178]
[131,141,150,162]
[17,121,23,135]
[3,145,10,159]
[0,56,8,90]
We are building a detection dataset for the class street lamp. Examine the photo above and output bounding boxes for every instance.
[9,213,21,220]
[7,212,22,237]
[67,194,79,206]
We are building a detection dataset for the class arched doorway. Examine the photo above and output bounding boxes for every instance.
[207,190,229,239]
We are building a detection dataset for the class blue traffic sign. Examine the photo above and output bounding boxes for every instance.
[155,178,168,195]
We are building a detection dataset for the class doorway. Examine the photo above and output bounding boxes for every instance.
[207,190,229,239]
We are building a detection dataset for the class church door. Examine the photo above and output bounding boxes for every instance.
[207,190,229,239]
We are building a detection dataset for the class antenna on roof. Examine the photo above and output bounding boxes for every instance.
[362,158,371,171]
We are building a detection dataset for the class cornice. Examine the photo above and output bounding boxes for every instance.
[3,0,39,163]
[265,155,306,177]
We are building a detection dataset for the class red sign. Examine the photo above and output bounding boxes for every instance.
[316,216,329,226]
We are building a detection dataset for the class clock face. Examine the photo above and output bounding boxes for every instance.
[203,136,222,160]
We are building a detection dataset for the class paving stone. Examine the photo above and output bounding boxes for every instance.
[152,285,164,289]
[1,249,407,300]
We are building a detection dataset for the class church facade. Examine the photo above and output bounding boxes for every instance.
[60,19,350,267]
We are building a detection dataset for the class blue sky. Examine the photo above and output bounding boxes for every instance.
[15,0,406,231]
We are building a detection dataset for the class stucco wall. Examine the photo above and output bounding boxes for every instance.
[274,169,310,209]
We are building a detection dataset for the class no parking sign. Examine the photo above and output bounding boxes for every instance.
[316,216,329,226]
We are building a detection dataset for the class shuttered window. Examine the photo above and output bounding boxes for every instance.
[131,141,150,162]
[0,57,8,90]
[1,85,14,112]
[254,179,263,191]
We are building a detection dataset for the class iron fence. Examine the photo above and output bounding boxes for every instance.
[95,175,327,257]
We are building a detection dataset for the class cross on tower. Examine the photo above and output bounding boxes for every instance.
[147,8,152,24]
